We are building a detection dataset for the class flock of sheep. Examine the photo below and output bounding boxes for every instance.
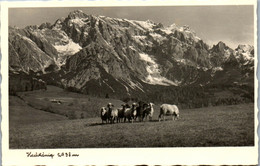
[100,101,180,124]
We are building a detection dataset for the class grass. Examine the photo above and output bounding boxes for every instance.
[15,85,125,118]
[9,96,67,128]
[9,100,254,148]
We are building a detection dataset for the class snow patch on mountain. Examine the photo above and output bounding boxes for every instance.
[139,53,178,86]
[213,66,223,71]
[180,25,201,42]
[237,44,253,52]
[102,80,115,92]
[53,38,82,67]
[123,84,130,93]
[149,33,166,42]
[133,35,146,40]
[146,74,178,86]
[139,53,155,64]
[129,46,137,51]
[242,52,254,61]
[161,29,172,34]
[54,39,82,55]
[164,23,178,34]
[122,79,144,92]
[211,67,223,77]
[197,66,209,71]
[134,20,154,31]
[69,18,88,27]
[133,35,152,46]
[176,58,189,64]
[235,44,254,62]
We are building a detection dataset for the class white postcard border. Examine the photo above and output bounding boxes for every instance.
[1,0,258,165]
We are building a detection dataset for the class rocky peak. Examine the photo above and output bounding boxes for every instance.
[8,10,254,98]
[209,41,234,67]
[166,23,178,32]
[211,41,230,53]
[25,25,39,31]
[234,44,254,63]
[177,25,200,43]
[68,10,87,19]
[153,22,164,29]
[52,18,65,29]
[235,44,254,53]
[180,25,191,31]
[39,22,52,29]
[179,25,196,36]
[146,19,155,24]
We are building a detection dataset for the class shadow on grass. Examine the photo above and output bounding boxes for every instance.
[141,119,159,123]
[85,119,161,127]
[85,122,129,127]
[141,118,179,122]
[85,123,109,127]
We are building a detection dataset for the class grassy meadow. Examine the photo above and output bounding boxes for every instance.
[13,85,125,119]
[9,86,255,148]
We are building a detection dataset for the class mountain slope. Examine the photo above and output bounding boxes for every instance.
[9,10,254,102]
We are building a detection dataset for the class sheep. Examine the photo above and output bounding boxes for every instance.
[100,107,109,124]
[159,104,179,122]
[143,103,154,121]
[117,105,125,123]
[122,104,132,123]
[131,103,138,122]
[136,101,148,122]
[107,103,118,124]
[122,103,137,123]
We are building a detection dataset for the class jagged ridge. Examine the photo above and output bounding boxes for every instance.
[9,10,254,99]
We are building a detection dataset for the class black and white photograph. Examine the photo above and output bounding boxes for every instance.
[1,0,258,165]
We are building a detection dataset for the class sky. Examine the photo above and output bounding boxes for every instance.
[9,6,254,49]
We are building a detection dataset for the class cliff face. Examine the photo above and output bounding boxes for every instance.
[9,10,254,98]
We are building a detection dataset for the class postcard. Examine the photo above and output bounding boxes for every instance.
[1,0,258,165]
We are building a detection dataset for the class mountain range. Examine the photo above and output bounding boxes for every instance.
[9,10,254,107]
